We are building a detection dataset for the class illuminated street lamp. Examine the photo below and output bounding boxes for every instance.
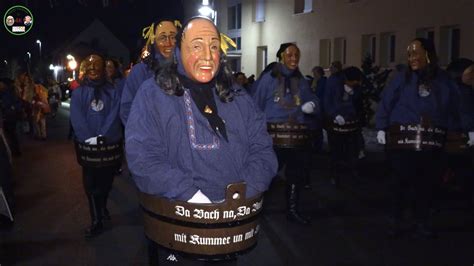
[199,0,216,24]
[49,64,62,81]
[36,39,42,58]
[66,54,77,80]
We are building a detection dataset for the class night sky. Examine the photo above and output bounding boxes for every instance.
[0,0,184,63]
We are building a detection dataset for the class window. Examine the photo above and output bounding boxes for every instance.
[334,37,346,64]
[416,27,435,43]
[294,0,312,14]
[362,34,376,62]
[228,3,242,30]
[319,39,331,68]
[257,46,268,76]
[439,26,460,65]
[254,0,265,22]
[228,37,242,51]
[380,32,396,66]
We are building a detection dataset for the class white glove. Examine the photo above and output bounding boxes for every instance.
[334,115,345,125]
[301,101,316,114]
[85,136,98,145]
[187,190,212,204]
[467,132,474,147]
[377,130,386,145]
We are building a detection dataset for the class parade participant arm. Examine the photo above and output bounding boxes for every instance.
[120,63,148,125]
[238,96,278,198]
[70,87,93,142]
[99,86,122,141]
[300,79,320,115]
[324,77,345,123]
[252,74,272,112]
[375,73,403,145]
[125,84,199,200]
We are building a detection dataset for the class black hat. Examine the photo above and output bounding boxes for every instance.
[276,42,296,61]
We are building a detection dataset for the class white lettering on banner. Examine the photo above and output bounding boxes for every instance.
[172,225,260,246]
[223,210,234,219]
[252,200,263,212]
[193,208,220,220]
[174,203,261,220]
[233,234,243,243]
[175,206,191,217]
[236,206,251,217]
[174,233,187,243]
[189,235,232,245]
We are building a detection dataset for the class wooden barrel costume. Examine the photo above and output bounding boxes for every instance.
[386,124,447,151]
[444,132,470,154]
[74,141,123,168]
[139,183,263,261]
[325,119,360,134]
[267,122,315,149]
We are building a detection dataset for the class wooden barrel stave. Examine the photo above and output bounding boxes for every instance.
[140,183,263,260]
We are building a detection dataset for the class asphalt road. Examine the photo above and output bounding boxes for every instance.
[1,105,474,266]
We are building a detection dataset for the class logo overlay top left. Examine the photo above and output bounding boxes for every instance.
[3,5,34,36]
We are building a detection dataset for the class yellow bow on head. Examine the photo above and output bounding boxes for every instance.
[220,33,237,55]
[174,20,182,28]
[142,23,155,46]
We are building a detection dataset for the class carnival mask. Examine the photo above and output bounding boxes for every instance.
[85,54,105,81]
[407,40,428,71]
[155,21,177,59]
[105,60,116,79]
[282,45,300,70]
[462,64,474,87]
[181,18,220,83]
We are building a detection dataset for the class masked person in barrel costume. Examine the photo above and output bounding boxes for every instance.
[375,38,468,238]
[253,43,320,225]
[324,66,364,187]
[120,18,181,125]
[71,54,123,238]
[125,16,277,265]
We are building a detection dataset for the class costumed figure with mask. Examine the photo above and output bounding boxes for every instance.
[253,43,320,225]
[375,38,465,238]
[445,58,474,211]
[125,17,277,265]
[323,66,364,187]
[120,18,181,125]
[71,54,123,238]
[106,58,126,92]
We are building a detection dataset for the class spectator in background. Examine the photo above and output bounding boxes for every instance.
[0,107,14,224]
[234,72,250,93]
[14,72,35,135]
[31,81,50,140]
[106,58,125,91]
[0,78,22,156]
[249,62,277,96]
[329,61,343,76]
[247,74,255,86]
[47,78,62,118]
[445,58,474,211]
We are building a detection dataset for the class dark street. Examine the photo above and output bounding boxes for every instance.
[1,105,474,266]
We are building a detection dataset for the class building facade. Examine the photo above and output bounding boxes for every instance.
[214,0,474,77]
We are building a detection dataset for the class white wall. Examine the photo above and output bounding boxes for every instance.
[216,0,474,76]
